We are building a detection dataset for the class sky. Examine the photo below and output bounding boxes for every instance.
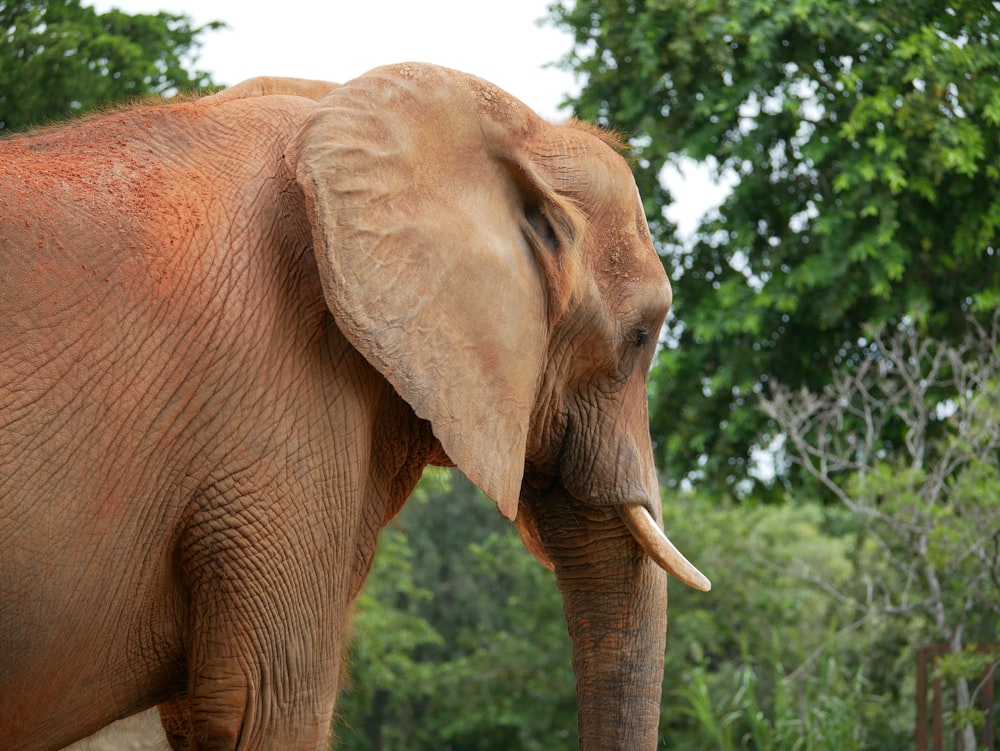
[91,0,578,119]
[90,0,726,235]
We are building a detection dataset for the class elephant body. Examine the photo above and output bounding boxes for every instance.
[2,91,415,748]
[0,65,707,750]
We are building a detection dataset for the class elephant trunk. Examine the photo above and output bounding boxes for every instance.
[528,492,668,751]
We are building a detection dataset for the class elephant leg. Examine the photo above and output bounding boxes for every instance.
[158,693,193,750]
[173,491,347,750]
[174,586,341,751]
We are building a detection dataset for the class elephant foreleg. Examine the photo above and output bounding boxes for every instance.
[172,487,347,751]
[158,693,193,751]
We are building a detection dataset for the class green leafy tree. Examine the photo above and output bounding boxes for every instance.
[661,494,905,750]
[334,523,444,751]
[0,0,222,132]
[335,471,576,751]
[548,0,1000,497]
[416,527,576,751]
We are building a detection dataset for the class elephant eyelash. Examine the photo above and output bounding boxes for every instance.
[633,328,652,349]
[524,199,560,255]
[608,327,653,384]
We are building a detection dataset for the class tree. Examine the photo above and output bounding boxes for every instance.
[334,523,444,751]
[0,0,222,132]
[340,471,934,750]
[660,492,911,750]
[760,316,1000,748]
[548,0,1000,497]
[335,471,576,751]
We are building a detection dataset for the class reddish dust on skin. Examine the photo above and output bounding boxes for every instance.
[2,106,213,301]
[467,78,526,129]
[4,111,165,225]
[595,223,652,284]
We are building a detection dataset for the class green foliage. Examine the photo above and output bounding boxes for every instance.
[849,453,1000,629]
[933,644,1000,740]
[340,475,928,750]
[761,320,1000,746]
[334,471,575,751]
[413,526,576,751]
[661,493,906,749]
[0,0,222,132]
[335,524,444,750]
[548,0,1000,497]
[674,659,878,751]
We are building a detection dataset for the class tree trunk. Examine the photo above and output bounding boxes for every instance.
[954,675,977,750]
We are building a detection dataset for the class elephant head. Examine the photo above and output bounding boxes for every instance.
[289,64,710,749]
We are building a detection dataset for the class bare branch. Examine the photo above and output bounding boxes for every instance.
[759,315,1000,661]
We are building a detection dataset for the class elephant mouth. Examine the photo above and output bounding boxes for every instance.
[515,479,711,591]
[618,504,712,592]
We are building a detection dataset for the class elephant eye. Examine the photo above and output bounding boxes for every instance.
[612,326,654,383]
[633,328,652,350]
[524,199,559,255]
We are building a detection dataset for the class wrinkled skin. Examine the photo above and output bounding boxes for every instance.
[0,64,706,751]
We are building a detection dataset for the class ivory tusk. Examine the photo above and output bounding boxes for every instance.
[618,505,712,592]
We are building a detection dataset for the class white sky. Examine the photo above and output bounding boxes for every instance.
[91,0,577,119]
[91,0,725,236]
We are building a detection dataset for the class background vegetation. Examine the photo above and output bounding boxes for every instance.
[0,0,220,132]
[5,1,998,748]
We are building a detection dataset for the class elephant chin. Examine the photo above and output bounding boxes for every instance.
[617,505,711,591]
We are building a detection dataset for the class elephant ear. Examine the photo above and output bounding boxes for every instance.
[288,64,551,520]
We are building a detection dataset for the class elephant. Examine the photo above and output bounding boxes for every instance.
[0,63,710,751]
